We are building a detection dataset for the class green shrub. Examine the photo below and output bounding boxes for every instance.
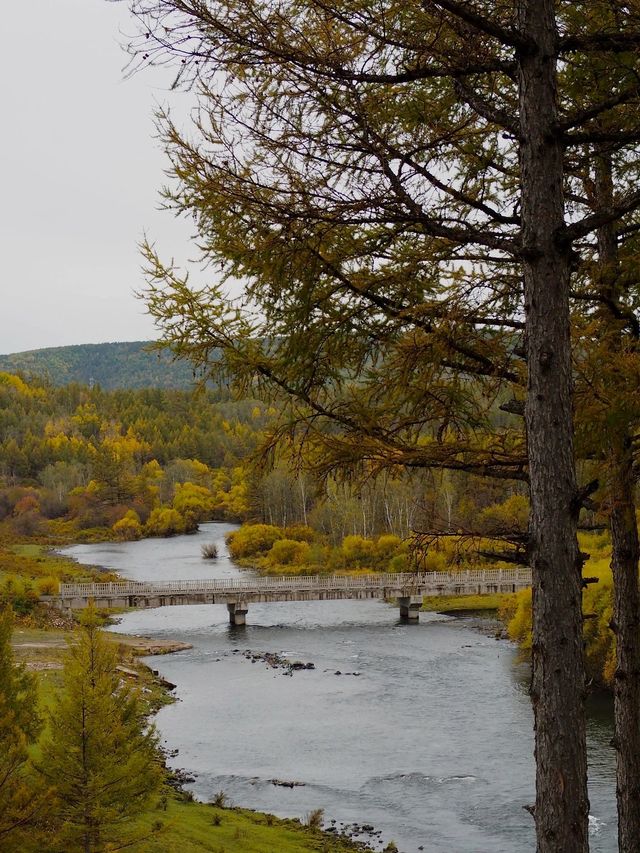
[282,524,316,543]
[388,553,409,573]
[0,575,39,614]
[210,790,228,808]
[422,549,448,572]
[37,575,59,595]
[583,581,615,685]
[478,494,529,535]
[503,588,532,651]
[374,534,403,562]
[341,535,375,567]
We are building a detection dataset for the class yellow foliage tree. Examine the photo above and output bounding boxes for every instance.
[112,510,143,541]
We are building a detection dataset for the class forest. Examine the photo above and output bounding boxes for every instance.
[0,341,200,390]
[0,368,530,557]
[0,367,623,695]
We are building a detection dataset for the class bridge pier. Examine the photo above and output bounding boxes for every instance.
[227,601,249,626]
[398,595,422,621]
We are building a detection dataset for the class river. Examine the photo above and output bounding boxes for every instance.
[62,523,618,853]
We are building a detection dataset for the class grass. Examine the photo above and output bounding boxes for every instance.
[132,796,370,853]
[1,540,116,587]
[11,626,72,667]
[22,633,371,853]
[422,592,511,613]
[12,543,44,558]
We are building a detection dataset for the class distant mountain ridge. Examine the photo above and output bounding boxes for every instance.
[0,341,199,390]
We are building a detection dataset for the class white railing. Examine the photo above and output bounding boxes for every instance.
[59,568,532,599]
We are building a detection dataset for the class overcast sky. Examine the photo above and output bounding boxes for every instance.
[1,1,201,355]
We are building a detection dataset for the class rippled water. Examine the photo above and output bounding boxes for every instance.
[62,523,617,852]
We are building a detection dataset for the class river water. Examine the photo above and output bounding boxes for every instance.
[62,523,618,853]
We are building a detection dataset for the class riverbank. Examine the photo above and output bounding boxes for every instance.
[12,622,375,853]
[131,796,378,853]
[0,535,118,621]
[54,523,619,852]
[11,624,186,710]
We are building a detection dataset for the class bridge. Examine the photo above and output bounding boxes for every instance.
[52,568,532,624]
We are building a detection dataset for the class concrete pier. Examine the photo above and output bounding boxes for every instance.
[398,595,423,621]
[227,601,249,626]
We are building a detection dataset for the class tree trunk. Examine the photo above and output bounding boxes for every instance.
[518,2,589,850]
[609,438,640,851]
[594,154,640,853]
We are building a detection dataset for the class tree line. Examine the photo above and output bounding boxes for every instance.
[0,370,528,548]
[0,341,202,390]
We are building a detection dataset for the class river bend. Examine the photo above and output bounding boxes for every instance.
[62,523,617,853]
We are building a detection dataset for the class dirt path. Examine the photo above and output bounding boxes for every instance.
[11,628,192,670]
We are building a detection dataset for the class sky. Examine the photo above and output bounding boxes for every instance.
[1,1,202,355]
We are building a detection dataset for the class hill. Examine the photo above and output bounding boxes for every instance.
[0,342,199,390]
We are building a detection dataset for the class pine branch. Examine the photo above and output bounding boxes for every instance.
[453,79,520,136]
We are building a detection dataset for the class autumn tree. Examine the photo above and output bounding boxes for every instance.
[549,16,640,842]
[37,607,162,853]
[119,2,640,848]
[572,164,640,849]
[172,480,215,525]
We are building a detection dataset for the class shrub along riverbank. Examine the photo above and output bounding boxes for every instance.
[501,530,617,688]
[3,516,621,695]
[227,523,623,690]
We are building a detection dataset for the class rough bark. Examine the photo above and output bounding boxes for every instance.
[609,438,640,852]
[518,2,589,850]
[595,155,640,853]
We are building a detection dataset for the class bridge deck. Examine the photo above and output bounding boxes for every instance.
[47,569,533,623]
[57,569,531,603]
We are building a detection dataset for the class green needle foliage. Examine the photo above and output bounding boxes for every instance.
[0,606,47,853]
[38,606,163,853]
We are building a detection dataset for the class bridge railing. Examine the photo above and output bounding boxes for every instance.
[59,568,532,599]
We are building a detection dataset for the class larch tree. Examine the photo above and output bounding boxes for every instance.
[0,606,48,853]
[37,607,162,853]
[559,16,640,845]
[118,2,640,850]
[572,157,640,851]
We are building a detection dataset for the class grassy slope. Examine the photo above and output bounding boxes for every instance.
[422,592,510,613]
[135,799,370,853]
[1,539,115,585]
[19,631,372,853]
